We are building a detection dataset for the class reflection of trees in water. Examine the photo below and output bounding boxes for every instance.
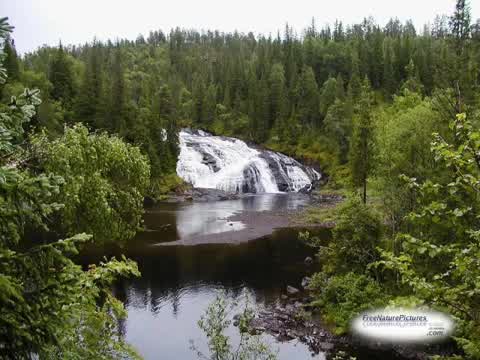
[174,194,310,241]
[171,290,180,318]
[115,226,321,322]
[113,280,129,338]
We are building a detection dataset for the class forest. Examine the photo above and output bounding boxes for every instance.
[1,0,480,358]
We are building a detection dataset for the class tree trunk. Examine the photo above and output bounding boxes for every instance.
[363,178,367,204]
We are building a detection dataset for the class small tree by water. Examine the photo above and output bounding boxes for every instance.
[191,293,277,360]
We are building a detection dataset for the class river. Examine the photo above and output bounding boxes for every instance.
[81,193,402,360]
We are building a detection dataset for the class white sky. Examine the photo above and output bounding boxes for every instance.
[1,0,479,54]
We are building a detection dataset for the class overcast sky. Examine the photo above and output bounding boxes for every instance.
[2,0,479,54]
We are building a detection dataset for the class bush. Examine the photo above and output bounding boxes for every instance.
[308,272,388,334]
[32,124,150,244]
[321,196,383,274]
[149,173,188,199]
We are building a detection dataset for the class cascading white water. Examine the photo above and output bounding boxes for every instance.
[176,129,321,194]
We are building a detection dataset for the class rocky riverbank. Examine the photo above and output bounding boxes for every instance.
[243,280,459,360]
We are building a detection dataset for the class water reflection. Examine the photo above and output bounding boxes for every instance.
[138,193,311,244]
[80,194,402,360]
[111,229,322,360]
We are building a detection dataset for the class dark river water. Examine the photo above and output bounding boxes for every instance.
[81,194,402,360]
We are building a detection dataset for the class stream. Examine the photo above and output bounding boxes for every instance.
[81,194,403,360]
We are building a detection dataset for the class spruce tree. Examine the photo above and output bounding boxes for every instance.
[75,43,105,128]
[335,73,345,100]
[450,0,471,49]
[383,39,397,98]
[3,36,19,80]
[295,65,320,127]
[319,76,337,119]
[192,74,206,125]
[204,84,217,126]
[49,43,75,108]
[350,77,375,203]
[347,50,362,101]
[268,63,287,129]
[109,46,127,134]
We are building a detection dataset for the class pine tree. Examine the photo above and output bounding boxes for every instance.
[350,77,375,204]
[383,39,397,98]
[192,74,206,124]
[450,0,471,51]
[324,99,351,162]
[157,84,178,173]
[254,77,270,142]
[75,43,105,128]
[109,46,127,134]
[3,36,19,80]
[204,84,217,126]
[158,84,175,121]
[49,43,75,110]
[347,50,362,101]
[268,63,287,129]
[295,65,319,127]
[401,59,424,94]
[335,73,345,100]
[319,76,337,119]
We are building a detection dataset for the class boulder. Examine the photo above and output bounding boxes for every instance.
[301,276,312,289]
[286,285,300,295]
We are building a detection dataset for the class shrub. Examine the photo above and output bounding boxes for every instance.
[322,195,383,274]
[308,272,388,334]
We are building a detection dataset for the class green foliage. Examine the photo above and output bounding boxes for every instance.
[75,43,105,128]
[324,99,353,163]
[149,173,188,199]
[34,257,141,360]
[11,2,480,186]
[376,113,480,358]
[349,78,375,203]
[2,36,20,81]
[324,196,383,274]
[49,44,75,108]
[375,90,443,231]
[308,272,388,334]
[192,294,277,360]
[3,6,480,357]
[31,124,150,244]
[295,65,320,127]
[0,18,143,358]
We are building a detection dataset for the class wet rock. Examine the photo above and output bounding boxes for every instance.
[301,276,312,288]
[187,188,239,202]
[248,323,266,335]
[276,313,290,321]
[298,185,312,194]
[319,342,335,351]
[143,196,156,207]
[201,152,220,172]
[286,285,300,295]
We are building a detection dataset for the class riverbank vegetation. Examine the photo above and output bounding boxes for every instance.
[0,18,146,358]
[1,0,480,357]
[299,2,480,357]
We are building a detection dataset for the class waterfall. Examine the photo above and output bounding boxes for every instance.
[176,129,321,194]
